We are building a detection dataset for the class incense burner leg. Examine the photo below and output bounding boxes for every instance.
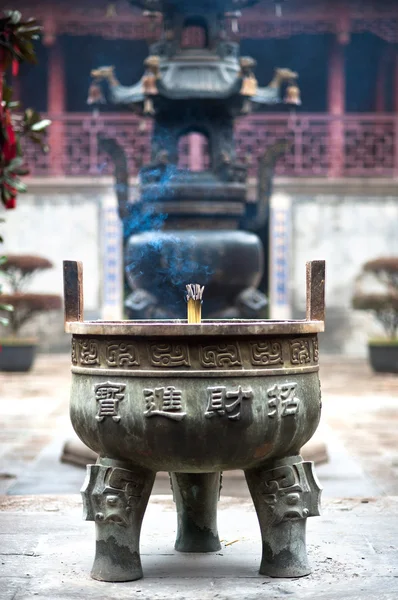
[245,456,322,578]
[171,472,222,552]
[81,459,155,582]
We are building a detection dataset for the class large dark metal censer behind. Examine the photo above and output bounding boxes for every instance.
[64,259,325,582]
[91,0,301,320]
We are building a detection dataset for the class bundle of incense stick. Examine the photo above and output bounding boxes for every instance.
[186,284,204,324]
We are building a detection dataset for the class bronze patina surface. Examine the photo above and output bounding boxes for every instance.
[64,259,325,583]
[70,331,321,472]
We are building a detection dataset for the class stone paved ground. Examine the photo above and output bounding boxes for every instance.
[0,355,70,494]
[2,495,398,600]
[319,358,398,494]
[0,354,398,495]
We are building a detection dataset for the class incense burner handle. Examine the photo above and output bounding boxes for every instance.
[63,260,84,325]
[306,260,325,324]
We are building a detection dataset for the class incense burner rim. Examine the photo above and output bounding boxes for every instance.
[66,318,324,336]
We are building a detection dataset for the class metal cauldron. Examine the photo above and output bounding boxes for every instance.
[63,260,325,583]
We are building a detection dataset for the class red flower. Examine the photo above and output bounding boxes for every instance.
[4,185,16,209]
[2,109,17,162]
[1,107,18,209]
[5,196,16,209]
[12,53,19,77]
[1,109,17,160]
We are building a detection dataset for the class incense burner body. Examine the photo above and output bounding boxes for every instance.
[64,259,325,584]
[70,328,321,472]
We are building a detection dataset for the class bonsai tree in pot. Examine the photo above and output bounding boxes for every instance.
[352,257,398,373]
[0,254,62,371]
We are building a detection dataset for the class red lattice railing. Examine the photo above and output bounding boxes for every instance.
[23,113,398,179]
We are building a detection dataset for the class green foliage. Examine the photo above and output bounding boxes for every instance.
[0,254,54,293]
[0,11,41,69]
[0,12,50,208]
[0,10,48,327]
[363,257,398,273]
[352,293,398,312]
[22,108,51,152]
[368,338,398,347]
[0,85,50,207]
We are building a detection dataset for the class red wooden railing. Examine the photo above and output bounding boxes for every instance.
[23,113,398,179]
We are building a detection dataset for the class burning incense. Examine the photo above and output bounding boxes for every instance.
[186,284,204,324]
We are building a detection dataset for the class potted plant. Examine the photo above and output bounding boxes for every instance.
[0,254,62,371]
[352,257,398,373]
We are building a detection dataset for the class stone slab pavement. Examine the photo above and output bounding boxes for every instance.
[1,495,398,600]
[1,355,398,497]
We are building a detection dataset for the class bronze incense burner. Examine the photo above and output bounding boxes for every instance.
[64,259,325,583]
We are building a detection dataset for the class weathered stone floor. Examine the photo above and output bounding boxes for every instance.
[1,495,398,600]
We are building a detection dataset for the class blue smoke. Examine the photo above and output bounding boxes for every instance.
[120,161,214,316]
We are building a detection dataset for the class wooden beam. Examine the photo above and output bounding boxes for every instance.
[375,47,391,113]
[394,52,398,114]
[47,39,66,175]
[328,36,345,177]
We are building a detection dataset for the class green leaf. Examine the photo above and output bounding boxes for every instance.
[12,167,30,177]
[4,175,26,192]
[2,84,13,104]
[0,304,14,312]
[18,25,41,34]
[0,317,10,326]
[24,108,34,121]
[30,119,51,131]
[12,180,27,193]
[6,45,24,61]
[7,10,22,24]
[26,132,47,150]
[3,174,17,186]
[5,157,24,170]
[2,187,12,202]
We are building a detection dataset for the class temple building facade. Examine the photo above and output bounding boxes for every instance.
[4,0,398,354]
